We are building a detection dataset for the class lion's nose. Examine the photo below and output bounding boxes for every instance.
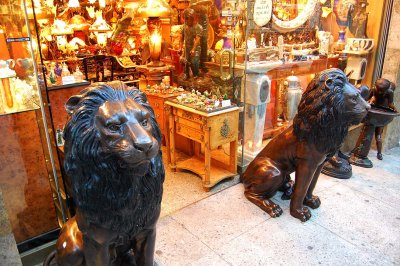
[133,141,153,153]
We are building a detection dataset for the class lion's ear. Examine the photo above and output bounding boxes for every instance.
[324,78,334,90]
[65,95,83,115]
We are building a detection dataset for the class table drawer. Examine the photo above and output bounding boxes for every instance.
[173,108,204,123]
[176,122,204,143]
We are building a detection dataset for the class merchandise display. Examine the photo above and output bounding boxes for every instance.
[175,89,232,112]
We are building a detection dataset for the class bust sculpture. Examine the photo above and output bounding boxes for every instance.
[48,81,165,266]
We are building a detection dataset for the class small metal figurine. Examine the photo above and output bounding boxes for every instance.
[181,8,202,80]
[349,0,369,39]
[45,82,165,266]
[350,79,399,167]
[190,0,212,74]
[241,69,370,222]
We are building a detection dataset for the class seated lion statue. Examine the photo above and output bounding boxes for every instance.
[241,68,370,222]
[54,81,164,265]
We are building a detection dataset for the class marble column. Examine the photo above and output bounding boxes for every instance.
[382,0,400,150]
[0,192,22,265]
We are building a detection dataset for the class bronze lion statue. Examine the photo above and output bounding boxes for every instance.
[54,81,164,265]
[241,68,370,222]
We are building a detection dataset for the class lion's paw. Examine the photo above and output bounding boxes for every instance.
[262,200,283,218]
[290,207,311,222]
[304,195,321,209]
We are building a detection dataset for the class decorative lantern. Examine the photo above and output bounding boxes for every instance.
[89,11,113,51]
[51,20,74,53]
[137,0,171,67]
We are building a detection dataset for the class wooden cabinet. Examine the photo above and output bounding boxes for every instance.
[146,94,168,134]
[145,92,186,163]
[166,101,239,190]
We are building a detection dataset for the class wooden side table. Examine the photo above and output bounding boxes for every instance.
[145,92,182,163]
[166,101,239,190]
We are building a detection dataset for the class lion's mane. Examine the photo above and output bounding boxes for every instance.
[293,69,353,156]
[63,81,164,235]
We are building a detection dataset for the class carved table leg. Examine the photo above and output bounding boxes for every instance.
[168,110,176,171]
[229,140,238,173]
[204,126,211,188]
[164,109,171,164]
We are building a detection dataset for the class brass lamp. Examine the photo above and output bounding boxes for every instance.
[51,20,74,53]
[137,0,171,67]
[89,10,113,51]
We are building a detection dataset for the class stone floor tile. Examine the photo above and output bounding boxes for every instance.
[185,254,231,266]
[313,173,342,193]
[312,183,400,264]
[155,217,225,266]
[341,170,400,209]
[217,215,391,266]
[170,185,270,250]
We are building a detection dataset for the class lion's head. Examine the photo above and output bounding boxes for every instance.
[293,68,370,154]
[63,81,164,233]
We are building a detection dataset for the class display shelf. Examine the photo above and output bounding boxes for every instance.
[46,81,90,91]
[0,106,40,117]
[176,156,237,189]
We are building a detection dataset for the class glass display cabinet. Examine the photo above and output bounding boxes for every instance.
[236,0,386,168]
[0,0,69,251]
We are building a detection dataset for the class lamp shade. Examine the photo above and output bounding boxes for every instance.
[137,0,172,18]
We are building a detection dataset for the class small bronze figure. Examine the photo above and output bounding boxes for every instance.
[52,81,165,265]
[190,0,212,74]
[180,8,202,80]
[241,69,370,222]
[350,79,399,167]
[368,79,396,160]
[349,0,369,39]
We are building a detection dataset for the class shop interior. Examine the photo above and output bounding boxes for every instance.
[0,0,387,255]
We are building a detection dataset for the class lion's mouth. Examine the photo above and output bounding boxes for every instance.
[119,158,151,170]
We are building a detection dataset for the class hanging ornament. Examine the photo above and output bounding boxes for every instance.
[253,0,272,27]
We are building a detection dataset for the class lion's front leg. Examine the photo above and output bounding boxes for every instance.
[291,160,320,222]
[303,163,324,209]
[132,228,156,266]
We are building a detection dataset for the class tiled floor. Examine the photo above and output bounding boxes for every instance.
[160,147,240,218]
[155,147,400,266]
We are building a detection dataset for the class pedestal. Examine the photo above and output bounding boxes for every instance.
[136,65,171,87]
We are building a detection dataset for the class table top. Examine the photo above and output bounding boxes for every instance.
[165,101,239,117]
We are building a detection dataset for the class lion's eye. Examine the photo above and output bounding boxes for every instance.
[141,119,148,127]
[351,95,358,103]
[108,124,121,132]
